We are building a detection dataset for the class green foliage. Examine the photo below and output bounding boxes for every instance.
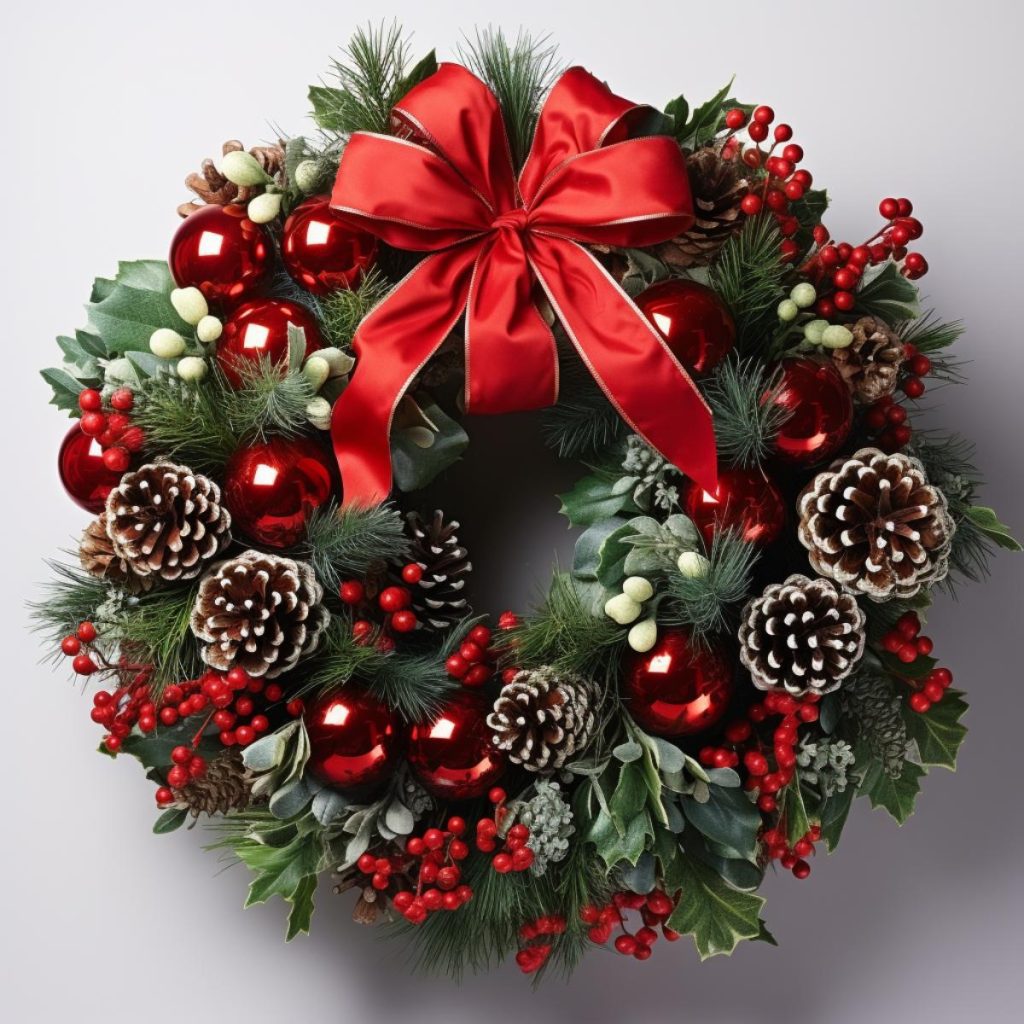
[853,261,922,322]
[291,501,409,592]
[558,470,639,529]
[390,394,470,493]
[663,529,760,644]
[460,29,560,168]
[314,267,392,348]
[665,80,750,151]
[856,744,924,824]
[30,561,112,649]
[541,362,625,460]
[703,358,792,468]
[903,690,968,771]
[310,23,436,136]
[963,506,1021,552]
[900,312,964,353]
[708,216,788,354]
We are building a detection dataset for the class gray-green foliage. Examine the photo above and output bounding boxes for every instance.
[841,673,908,779]
[512,781,575,876]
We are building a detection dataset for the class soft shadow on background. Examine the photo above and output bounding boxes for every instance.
[5,2,1023,1022]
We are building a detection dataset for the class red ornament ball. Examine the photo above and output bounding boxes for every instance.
[58,424,123,512]
[622,628,734,738]
[683,467,786,546]
[305,688,400,790]
[281,197,378,295]
[169,205,271,306]
[407,691,506,800]
[223,436,335,548]
[635,279,736,375]
[216,299,324,387]
[769,358,853,465]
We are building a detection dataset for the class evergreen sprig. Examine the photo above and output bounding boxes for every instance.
[226,358,317,443]
[116,582,204,691]
[703,358,792,468]
[314,267,393,348]
[541,360,625,459]
[31,560,113,651]
[459,29,560,168]
[663,529,759,643]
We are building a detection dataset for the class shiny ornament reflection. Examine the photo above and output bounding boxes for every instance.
[770,358,853,465]
[58,425,122,512]
[621,628,734,737]
[305,688,400,790]
[407,691,506,800]
[636,279,736,375]
[217,298,324,387]
[222,436,335,548]
[169,205,271,306]
[684,466,786,546]
[281,197,377,295]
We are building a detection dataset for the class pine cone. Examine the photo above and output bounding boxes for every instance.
[797,448,955,601]
[79,513,153,594]
[191,550,328,678]
[841,673,907,778]
[175,751,253,817]
[831,316,906,403]
[738,574,866,696]
[178,139,286,218]
[487,667,599,773]
[403,511,472,631]
[653,148,748,269]
[105,462,231,582]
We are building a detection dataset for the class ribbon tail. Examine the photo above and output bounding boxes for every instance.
[530,237,718,493]
[331,247,479,507]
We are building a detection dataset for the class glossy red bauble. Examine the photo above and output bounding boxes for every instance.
[281,197,377,295]
[169,205,271,306]
[683,467,786,546]
[216,299,324,387]
[635,279,736,375]
[407,691,506,800]
[223,436,335,548]
[769,358,853,465]
[58,424,123,512]
[621,628,734,738]
[305,688,401,790]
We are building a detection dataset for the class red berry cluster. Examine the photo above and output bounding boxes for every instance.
[880,611,954,713]
[761,823,821,879]
[61,620,101,676]
[581,889,679,961]
[77,387,144,473]
[804,197,927,316]
[477,788,535,874]
[863,394,913,452]
[515,914,568,974]
[359,816,474,925]
[154,744,209,806]
[444,624,498,687]
[339,569,422,648]
[724,105,813,263]
[701,691,822,813]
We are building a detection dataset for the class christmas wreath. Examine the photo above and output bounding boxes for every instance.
[36,26,1020,977]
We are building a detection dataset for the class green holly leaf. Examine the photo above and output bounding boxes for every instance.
[286,874,318,940]
[572,517,628,583]
[587,805,652,868]
[904,690,968,771]
[153,807,188,835]
[309,84,350,133]
[667,853,766,959]
[40,367,88,414]
[879,649,937,681]
[818,784,855,852]
[119,714,220,780]
[610,762,649,834]
[558,473,638,528]
[858,750,925,824]
[964,505,1022,552]
[86,261,187,355]
[782,779,811,846]
[669,80,747,150]
[682,784,760,861]
[854,261,923,322]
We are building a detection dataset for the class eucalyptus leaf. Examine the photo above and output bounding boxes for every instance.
[269,776,313,819]
[964,505,1022,552]
[311,788,351,826]
[612,740,643,763]
[384,798,415,835]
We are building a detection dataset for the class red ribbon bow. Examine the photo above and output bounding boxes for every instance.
[329,63,717,505]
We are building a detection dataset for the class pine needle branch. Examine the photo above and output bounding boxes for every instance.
[313,267,393,349]
[225,358,317,443]
[459,29,560,168]
[541,360,625,459]
[30,560,113,649]
[116,583,204,691]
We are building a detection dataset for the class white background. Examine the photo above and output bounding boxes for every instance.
[4,2,1023,1022]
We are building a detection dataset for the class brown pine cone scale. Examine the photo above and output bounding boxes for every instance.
[79,512,153,593]
[831,316,906,403]
[174,751,253,817]
[403,511,472,631]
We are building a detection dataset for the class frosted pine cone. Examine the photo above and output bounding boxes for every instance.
[487,667,599,773]
[105,462,231,582]
[403,510,471,631]
[79,513,153,593]
[797,448,955,601]
[831,316,906,403]
[739,574,866,696]
[191,550,327,678]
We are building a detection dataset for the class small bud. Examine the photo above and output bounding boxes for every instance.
[604,592,643,625]
[306,396,332,430]
[302,355,330,392]
[622,576,654,603]
[676,551,710,578]
[176,356,208,382]
[170,286,209,325]
[149,328,187,359]
[315,347,356,378]
[196,315,223,343]
[247,191,283,224]
[777,299,799,322]
[790,282,817,308]
[294,159,321,194]
[803,319,829,344]
[220,150,272,187]
[627,619,659,653]
[821,325,854,349]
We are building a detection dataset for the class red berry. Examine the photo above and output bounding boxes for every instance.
[390,610,418,633]
[468,625,492,647]
[614,935,637,956]
[924,680,945,703]
[782,142,803,163]
[796,170,814,189]
[784,180,805,201]
[832,267,858,291]
[61,635,82,656]
[159,706,179,726]
[879,197,900,219]
[77,621,97,642]
[903,376,926,399]
[909,692,932,713]
[752,104,775,125]
[897,198,913,216]
[792,859,812,879]
[498,611,519,630]
[492,853,513,874]
[445,654,469,679]
[833,289,855,311]
[338,580,364,605]
[747,121,768,143]
[423,828,445,850]
[744,751,769,776]
[463,664,492,688]
[780,239,800,262]
[773,123,793,143]
[72,654,97,675]
[80,411,107,437]
[167,765,189,789]
[401,563,424,584]
[155,786,174,806]
[78,388,103,412]
[235,725,255,745]
[171,745,192,766]
[740,193,763,215]
[378,586,411,612]
[110,388,134,411]
[909,354,932,377]
[489,787,506,805]
[725,108,747,129]
[757,794,777,813]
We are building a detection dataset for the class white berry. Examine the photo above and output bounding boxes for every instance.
[628,618,659,653]
[306,396,332,430]
[622,576,654,603]
[604,592,643,625]
[176,356,208,382]
[221,150,271,187]
[196,316,223,343]
[821,325,854,349]
[294,160,321,194]
[150,328,186,359]
[777,299,799,322]
[247,192,282,225]
[790,282,817,308]
[170,286,208,325]
[803,319,828,344]
[677,551,710,578]
[302,355,330,392]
